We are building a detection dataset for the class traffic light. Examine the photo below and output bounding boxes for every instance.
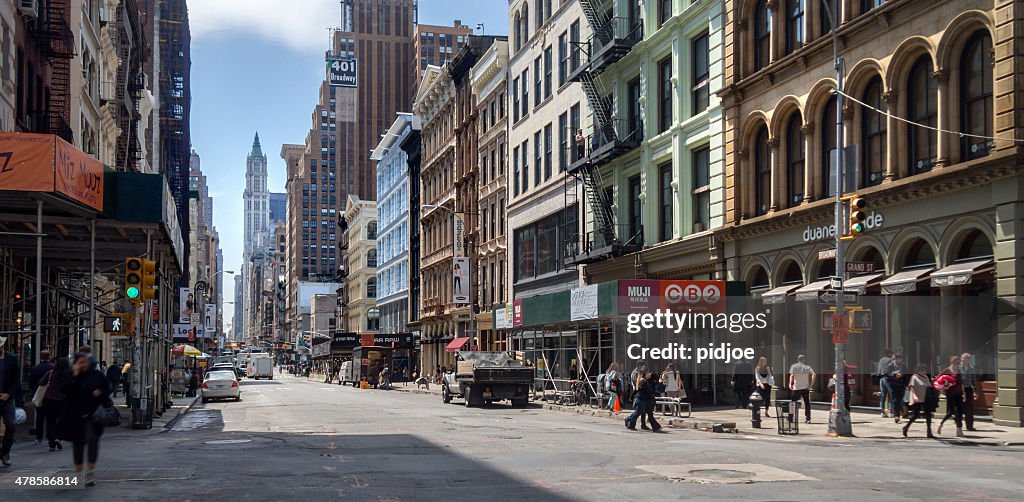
[125,257,143,301]
[843,196,867,240]
[140,259,157,300]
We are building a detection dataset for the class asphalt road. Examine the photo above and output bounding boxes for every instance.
[3,371,1023,501]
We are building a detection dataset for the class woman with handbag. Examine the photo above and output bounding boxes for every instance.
[59,353,112,486]
[605,362,621,410]
[754,357,774,417]
[40,357,72,452]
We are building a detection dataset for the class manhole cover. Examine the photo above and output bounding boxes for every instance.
[205,439,253,445]
[688,469,752,479]
[53,468,196,482]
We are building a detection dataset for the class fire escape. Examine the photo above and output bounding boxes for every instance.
[110,0,145,172]
[564,0,643,266]
[29,0,75,142]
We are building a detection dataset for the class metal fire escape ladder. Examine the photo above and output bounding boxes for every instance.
[31,0,75,142]
[575,70,617,250]
[579,0,612,47]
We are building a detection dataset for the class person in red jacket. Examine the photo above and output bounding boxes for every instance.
[936,355,966,437]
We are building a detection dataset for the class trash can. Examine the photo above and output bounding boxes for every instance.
[775,400,800,435]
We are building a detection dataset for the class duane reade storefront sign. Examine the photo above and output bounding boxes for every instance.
[802,211,885,242]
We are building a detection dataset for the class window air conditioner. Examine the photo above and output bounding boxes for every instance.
[18,0,39,19]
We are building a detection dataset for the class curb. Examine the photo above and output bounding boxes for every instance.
[161,394,201,432]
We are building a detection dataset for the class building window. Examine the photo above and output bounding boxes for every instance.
[659,0,672,27]
[659,162,673,242]
[544,123,553,180]
[367,221,377,239]
[786,114,804,207]
[628,77,642,140]
[513,145,520,196]
[820,0,837,36]
[558,31,568,87]
[367,249,377,267]
[569,20,581,72]
[534,57,542,106]
[514,12,523,51]
[693,146,711,232]
[544,46,553,99]
[512,77,520,122]
[534,131,542,186]
[628,175,642,243]
[570,103,581,161]
[521,140,530,193]
[754,0,771,71]
[367,278,377,298]
[513,205,576,283]
[658,56,672,133]
[860,0,884,15]
[521,69,529,118]
[692,32,710,115]
[861,77,886,188]
[907,57,937,175]
[960,31,993,161]
[785,0,805,55]
[754,126,770,216]
[558,112,568,171]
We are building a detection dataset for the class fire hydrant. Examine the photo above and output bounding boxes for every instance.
[748,390,764,428]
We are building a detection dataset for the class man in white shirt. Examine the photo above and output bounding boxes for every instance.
[789,354,816,424]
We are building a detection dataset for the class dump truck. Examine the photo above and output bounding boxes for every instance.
[441,351,534,407]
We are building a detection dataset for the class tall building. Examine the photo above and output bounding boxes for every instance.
[341,196,378,332]
[244,132,271,256]
[372,113,416,335]
[269,192,287,225]
[412,21,472,91]
[469,38,509,351]
[716,0,1024,426]
[285,0,415,342]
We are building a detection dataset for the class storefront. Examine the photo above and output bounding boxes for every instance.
[322,332,417,380]
[723,181,1002,416]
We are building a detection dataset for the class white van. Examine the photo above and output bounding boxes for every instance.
[252,355,274,380]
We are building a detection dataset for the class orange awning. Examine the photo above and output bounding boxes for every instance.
[445,337,471,352]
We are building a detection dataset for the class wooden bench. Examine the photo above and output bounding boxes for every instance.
[655,397,691,417]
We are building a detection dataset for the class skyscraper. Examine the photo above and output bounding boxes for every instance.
[243,132,270,256]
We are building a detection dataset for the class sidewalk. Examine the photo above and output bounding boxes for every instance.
[391,385,1024,446]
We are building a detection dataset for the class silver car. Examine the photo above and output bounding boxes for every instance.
[201,370,240,403]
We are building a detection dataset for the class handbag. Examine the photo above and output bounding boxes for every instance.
[91,404,121,427]
[767,374,775,386]
[32,371,51,408]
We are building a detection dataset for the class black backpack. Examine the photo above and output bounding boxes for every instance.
[924,385,940,413]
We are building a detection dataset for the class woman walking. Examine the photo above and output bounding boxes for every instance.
[625,371,662,432]
[754,357,773,417]
[936,355,966,438]
[903,365,936,438]
[41,357,72,452]
[605,362,622,410]
[59,353,112,485]
[660,363,683,399]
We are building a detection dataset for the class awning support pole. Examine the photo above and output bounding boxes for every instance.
[89,219,96,346]
[34,200,42,365]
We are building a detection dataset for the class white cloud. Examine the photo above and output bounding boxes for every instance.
[187,0,339,52]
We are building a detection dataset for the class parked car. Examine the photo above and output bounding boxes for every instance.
[201,370,240,403]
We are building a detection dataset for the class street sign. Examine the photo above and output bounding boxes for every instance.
[818,248,836,260]
[846,261,875,274]
[830,276,844,289]
[817,290,859,305]
[191,312,201,326]
[832,313,849,343]
[327,58,358,87]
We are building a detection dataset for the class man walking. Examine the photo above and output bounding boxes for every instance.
[0,335,25,466]
[106,360,122,398]
[876,348,893,417]
[789,354,816,424]
[28,351,54,444]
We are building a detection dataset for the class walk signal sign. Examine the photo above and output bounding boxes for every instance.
[125,257,143,301]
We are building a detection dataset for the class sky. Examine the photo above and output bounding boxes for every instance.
[187,0,509,332]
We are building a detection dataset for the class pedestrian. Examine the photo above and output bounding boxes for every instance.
[754,357,773,417]
[960,353,977,431]
[876,348,894,417]
[629,361,647,405]
[630,364,649,429]
[731,359,754,409]
[828,360,854,410]
[29,351,54,444]
[41,357,71,452]
[187,372,199,398]
[105,361,122,398]
[0,335,25,466]
[884,353,908,422]
[903,365,937,438]
[661,363,683,399]
[624,370,662,432]
[59,352,112,486]
[788,354,815,424]
[121,362,132,405]
[604,362,622,410]
[936,355,967,438]
[100,360,108,374]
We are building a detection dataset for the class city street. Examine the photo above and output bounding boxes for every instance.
[2,372,1023,501]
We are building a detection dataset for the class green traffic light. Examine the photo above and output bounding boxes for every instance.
[851,222,865,233]
[126,286,140,299]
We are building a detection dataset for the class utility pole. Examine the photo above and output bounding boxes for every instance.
[823,0,852,437]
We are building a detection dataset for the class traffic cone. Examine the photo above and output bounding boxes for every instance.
[613,396,622,412]
[831,393,837,410]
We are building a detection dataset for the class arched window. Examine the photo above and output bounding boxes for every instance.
[821,95,837,196]
[514,12,522,51]
[522,3,530,41]
[536,0,543,28]
[786,0,804,54]
[861,77,886,187]
[960,31,993,161]
[754,126,771,216]
[785,114,804,207]
[754,0,771,71]
[907,57,937,174]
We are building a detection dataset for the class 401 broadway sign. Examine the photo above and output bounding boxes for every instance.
[327,58,357,87]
